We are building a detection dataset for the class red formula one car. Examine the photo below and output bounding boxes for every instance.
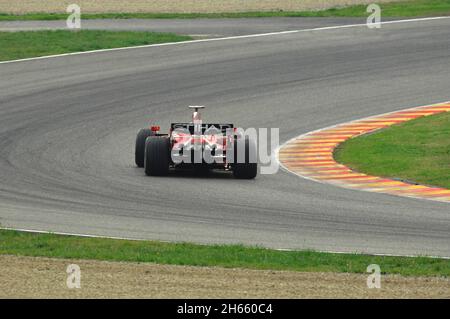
[135,106,257,179]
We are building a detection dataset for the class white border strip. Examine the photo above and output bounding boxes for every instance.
[1,227,448,259]
[0,16,449,65]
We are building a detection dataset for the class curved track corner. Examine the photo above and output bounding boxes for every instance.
[278,102,450,203]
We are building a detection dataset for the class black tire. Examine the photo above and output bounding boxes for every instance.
[144,136,170,176]
[135,129,154,167]
[233,137,258,179]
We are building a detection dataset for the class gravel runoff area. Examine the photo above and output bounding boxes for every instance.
[1,255,448,298]
[0,0,410,14]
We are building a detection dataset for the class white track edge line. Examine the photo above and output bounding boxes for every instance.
[0,16,449,65]
[1,227,448,259]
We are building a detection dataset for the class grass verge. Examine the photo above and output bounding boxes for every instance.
[334,112,450,189]
[0,30,192,61]
[0,1,450,20]
[0,229,448,277]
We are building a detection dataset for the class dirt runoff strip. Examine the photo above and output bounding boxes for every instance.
[0,0,409,14]
[0,255,448,298]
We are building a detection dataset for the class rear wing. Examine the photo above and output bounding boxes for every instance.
[171,123,234,134]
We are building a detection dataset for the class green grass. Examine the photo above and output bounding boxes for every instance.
[0,30,192,61]
[0,229,448,277]
[335,112,450,189]
[1,0,450,20]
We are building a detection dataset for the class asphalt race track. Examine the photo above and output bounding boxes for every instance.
[0,18,449,257]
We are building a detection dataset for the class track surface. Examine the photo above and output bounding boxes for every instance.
[0,18,449,256]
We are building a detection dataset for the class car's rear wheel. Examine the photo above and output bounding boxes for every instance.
[135,129,155,167]
[144,136,170,176]
[233,137,258,179]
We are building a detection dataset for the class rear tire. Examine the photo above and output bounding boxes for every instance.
[144,136,170,176]
[135,129,154,168]
[233,137,257,179]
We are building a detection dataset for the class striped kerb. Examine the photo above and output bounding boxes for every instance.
[278,102,450,203]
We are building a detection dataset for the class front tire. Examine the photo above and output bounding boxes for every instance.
[144,136,170,176]
[233,137,258,179]
[135,129,155,168]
